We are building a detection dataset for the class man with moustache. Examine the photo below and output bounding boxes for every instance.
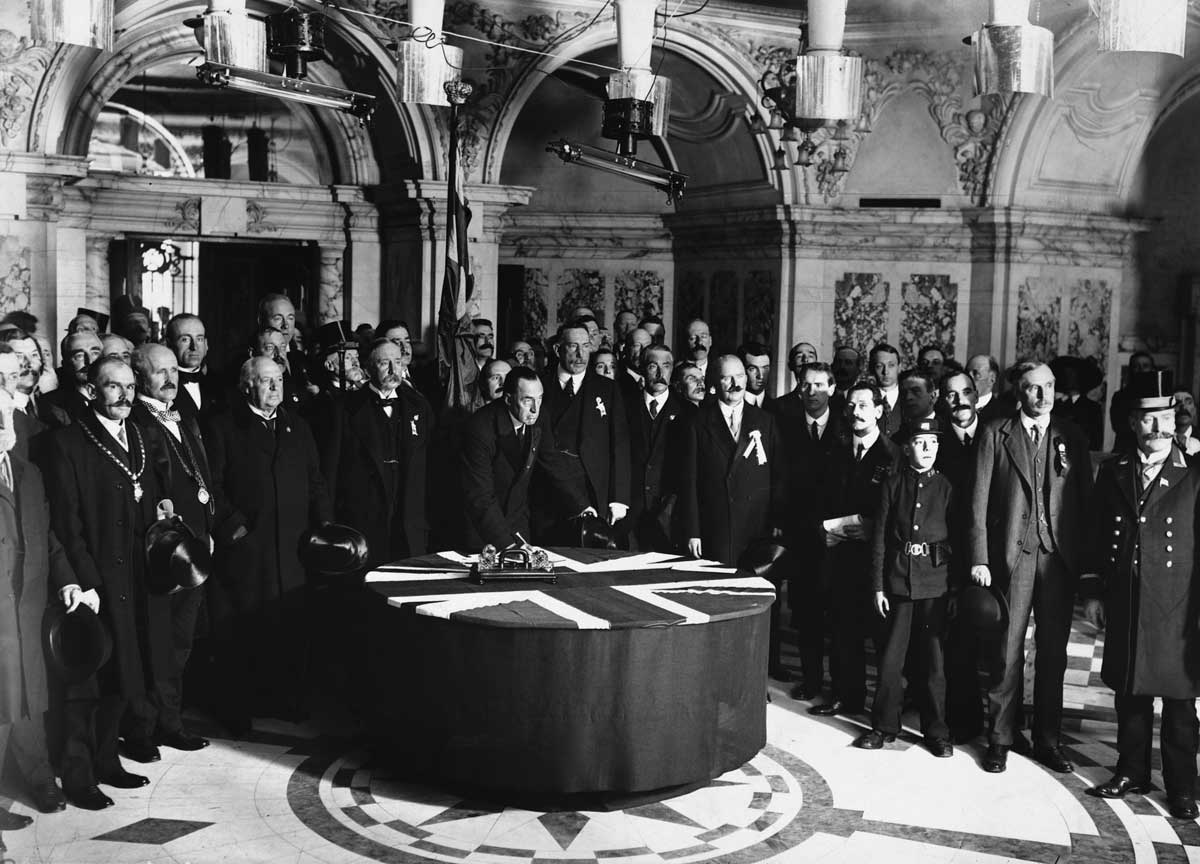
[124,344,246,761]
[471,319,496,369]
[508,340,536,371]
[968,354,1011,424]
[832,346,861,394]
[674,361,705,407]
[1084,372,1200,819]
[249,326,304,410]
[625,345,689,552]
[324,340,431,566]
[936,370,986,740]
[614,310,638,346]
[869,343,903,436]
[679,355,785,566]
[460,367,592,548]
[620,328,651,385]
[738,342,773,410]
[257,294,312,403]
[1110,352,1156,454]
[535,321,630,542]
[0,388,71,830]
[0,332,47,454]
[640,316,665,346]
[896,368,945,437]
[809,380,900,717]
[776,362,845,699]
[684,319,713,382]
[0,345,43,461]
[205,357,332,730]
[45,358,170,809]
[1173,388,1200,455]
[101,334,134,365]
[42,331,104,425]
[971,360,1092,774]
[470,359,511,412]
[787,342,819,385]
[166,313,220,422]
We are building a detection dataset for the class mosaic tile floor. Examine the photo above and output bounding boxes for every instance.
[0,609,1191,864]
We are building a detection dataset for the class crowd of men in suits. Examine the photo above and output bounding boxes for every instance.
[3,293,1200,852]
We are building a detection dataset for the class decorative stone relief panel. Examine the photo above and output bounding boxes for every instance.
[0,30,54,150]
[834,273,889,355]
[556,269,605,327]
[522,267,549,341]
[1016,278,1062,363]
[0,235,32,314]
[614,270,664,322]
[743,270,775,346]
[1068,279,1111,366]
[900,275,957,367]
[709,271,739,353]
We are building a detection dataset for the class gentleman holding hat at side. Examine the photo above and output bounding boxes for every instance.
[0,387,71,835]
[1084,371,1200,820]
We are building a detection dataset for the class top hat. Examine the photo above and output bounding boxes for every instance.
[42,604,113,684]
[578,514,617,550]
[1050,355,1104,394]
[299,522,370,574]
[1129,369,1175,411]
[316,321,357,356]
[737,541,788,583]
[901,416,942,441]
[955,584,1008,635]
[145,515,212,594]
[74,307,111,333]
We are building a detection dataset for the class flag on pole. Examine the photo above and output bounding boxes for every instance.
[437,103,478,413]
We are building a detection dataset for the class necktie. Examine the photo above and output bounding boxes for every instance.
[0,453,11,492]
[563,377,575,398]
[649,400,659,420]
[179,370,203,385]
[117,423,128,451]
[856,442,865,462]
[963,432,972,447]
[27,392,38,421]
[729,412,740,441]
[378,396,397,418]
[810,420,819,441]
[1030,424,1041,447]
[263,416,276,434]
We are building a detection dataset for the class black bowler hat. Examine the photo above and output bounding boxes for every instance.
[42,605,113,684]
[1129,369,1175,411]
[578,514,617,550]
[956,584,1008,634]
[145,515,212,595]
[738,541,788,583]
[299,523,370,574]
[316,321,357,356]
[902,416,942,441]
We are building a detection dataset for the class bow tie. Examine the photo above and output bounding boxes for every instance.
[376,396,399,407]
[144,403,181,423]
[179,371,203,385]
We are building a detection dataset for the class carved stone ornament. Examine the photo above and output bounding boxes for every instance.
[167,198,201,234]
[246,200,279,234]
[0,29,55,151]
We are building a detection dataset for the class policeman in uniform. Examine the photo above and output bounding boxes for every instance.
[1084,371,1200,820]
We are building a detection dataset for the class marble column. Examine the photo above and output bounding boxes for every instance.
[85,232,115,312]
[318,243,346,325]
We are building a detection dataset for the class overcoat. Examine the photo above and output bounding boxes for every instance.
[45,413,169,698]
[204,400,332,611]
[1088,446,1200,698]
[0,454,74,724]
[321,385,430,564]
[678,400,785,565]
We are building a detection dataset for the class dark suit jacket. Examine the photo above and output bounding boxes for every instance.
[46,413,169,698]
[678,400,786,565]
[0,454,74,724]
[539,370,631,511]
[459,400,588,548]
[625,390,690,550]
[205,400,332,610]
[772,393,847,554]
[977,392,1015,425]
[823,432,901,586]
[174,371,226,424]
[870,467,954,599]
[935,425,980,577]
[37,385,85,431]
[1053,395,1102,452]
[322,386,431,565]
[968,415,1092,589]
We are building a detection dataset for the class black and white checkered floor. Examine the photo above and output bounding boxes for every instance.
[2,609,1194,864]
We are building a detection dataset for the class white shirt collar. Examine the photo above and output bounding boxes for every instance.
[557,368,586,391]
[976,391,993,409]
[138,393,173,413]
[644,390,669,411]
[953,417,979,442]
[695,358,708,374]
[369,383,397,400]
[11,391,28,410]
[93,410,126,444]
[853,425,880,453]
[882,384,898,408]
[1019,412,1051,434]
[1138,447,1172,468]
[248,403,277,421]
[744,391,764,407]
[806,406,831,427]
[718,399,743,423]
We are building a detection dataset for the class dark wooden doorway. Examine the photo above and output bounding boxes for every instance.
[198,240,317,374]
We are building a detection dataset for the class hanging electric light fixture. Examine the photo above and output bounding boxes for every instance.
[794,0,863,122]
[394,0,464,105]
[185,0,266,71]
[1092,0,1186,56]
[29,0,115,51]
[968,0,1054,98]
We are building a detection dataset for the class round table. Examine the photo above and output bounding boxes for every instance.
[362,548,775,796]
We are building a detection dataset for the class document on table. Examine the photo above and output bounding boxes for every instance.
[822,514,865,541]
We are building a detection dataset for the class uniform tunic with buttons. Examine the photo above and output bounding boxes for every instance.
[870,467,953,599]
[1086,445,1200,699]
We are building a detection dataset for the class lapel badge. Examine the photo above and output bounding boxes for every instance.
[411,413,420,436]
[1161,477,1170,487]
[595,396,607,418]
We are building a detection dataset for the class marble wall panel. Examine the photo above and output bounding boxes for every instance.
[0,235,32,315]
[710,271,739,352]
[1068,279,1111,365]
[744,270,775,346]
[557,269,605,327]
[1016,277,1062,363]
[901,274,957,366]
[834,272,888,355]
[523,267,549,341]
[614,270,664,321]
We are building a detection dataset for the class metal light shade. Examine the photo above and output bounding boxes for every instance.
[30,0,115,51]
[795,53,863,121]
[971,23,1054,97]
[195,9,267,72]
[1094,0,1186,56]
[607,70,672,137]
[772,147,790,172]
[395,39,464,105]
[796,137,817,166]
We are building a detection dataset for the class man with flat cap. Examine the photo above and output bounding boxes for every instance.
[1084,371,1200,820]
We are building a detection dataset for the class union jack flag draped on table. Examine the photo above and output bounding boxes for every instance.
[436,122,477,412]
